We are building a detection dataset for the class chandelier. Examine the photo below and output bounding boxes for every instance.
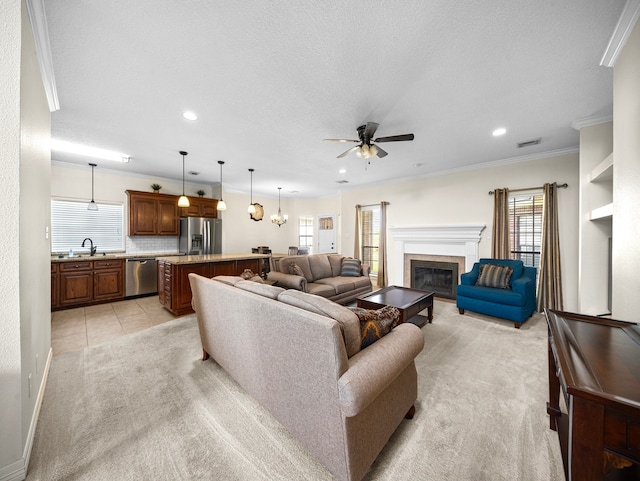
[270,187,288,227]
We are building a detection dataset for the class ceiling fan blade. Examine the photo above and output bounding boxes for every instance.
[363,122,379,139]
[374,133,415,143]
[374,145,388,158]
[323,138,359,143]
[337,145,361,158]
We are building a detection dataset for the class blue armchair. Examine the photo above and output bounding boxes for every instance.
[456,258,537,328]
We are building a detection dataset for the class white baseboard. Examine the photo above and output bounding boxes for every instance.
[0,347,52,481]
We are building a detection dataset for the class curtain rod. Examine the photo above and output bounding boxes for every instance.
[488,183,568,195]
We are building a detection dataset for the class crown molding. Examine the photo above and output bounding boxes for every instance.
[601,0,640,67]
[25,0,59,112]
[571,114,613,130]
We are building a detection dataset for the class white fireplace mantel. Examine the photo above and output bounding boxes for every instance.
[389,225,486,286]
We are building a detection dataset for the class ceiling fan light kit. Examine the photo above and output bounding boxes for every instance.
[325,122,414,160]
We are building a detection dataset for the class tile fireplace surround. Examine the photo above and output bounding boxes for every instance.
[389,225,486,287]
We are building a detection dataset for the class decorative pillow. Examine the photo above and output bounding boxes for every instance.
[475,264,513,289]
[289,262,305,277]
[240,269,255,279]
[341,258,361,277]
[349,305,400,349]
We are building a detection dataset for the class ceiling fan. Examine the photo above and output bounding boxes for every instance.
[324,122,414,159]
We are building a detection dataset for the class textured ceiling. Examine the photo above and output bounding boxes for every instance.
[45,1,625,198]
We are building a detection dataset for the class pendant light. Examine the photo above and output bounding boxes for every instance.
[270,187,288,227]
[178,151,190,207]
[87,163,98,211]
[247,168,256,214]
[217,160,227,211]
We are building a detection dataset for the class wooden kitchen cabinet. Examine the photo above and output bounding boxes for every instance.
[59,261,93,306]
[179,196,218,218]
[93,259,124,301]
[53,259,125,310]
[51,262,59,308]
[127,190,179,236]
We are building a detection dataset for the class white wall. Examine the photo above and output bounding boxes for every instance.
[612,20,640,321]
[0,2,52,479]
[337,153,580,312]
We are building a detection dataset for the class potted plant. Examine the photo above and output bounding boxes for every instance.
[196,189,205,197]
[151,183,162,193]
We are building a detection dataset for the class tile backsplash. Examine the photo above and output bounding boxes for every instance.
[126,236,180,254]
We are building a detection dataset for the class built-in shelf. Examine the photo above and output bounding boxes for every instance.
[589,152,613,222]
[590,152,613,183]
[590,203,613,220]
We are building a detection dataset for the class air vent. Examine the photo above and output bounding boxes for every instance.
[517,138,541,148]
[336,180,349,184]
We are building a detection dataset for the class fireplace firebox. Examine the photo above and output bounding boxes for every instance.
[410,260,459,299]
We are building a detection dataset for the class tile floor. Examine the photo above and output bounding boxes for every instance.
[51,295,179,356]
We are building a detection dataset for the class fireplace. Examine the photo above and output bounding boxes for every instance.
[411,260,459,299]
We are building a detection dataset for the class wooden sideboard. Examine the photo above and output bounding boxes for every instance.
[157,254,269,316]
[545,309,640,481]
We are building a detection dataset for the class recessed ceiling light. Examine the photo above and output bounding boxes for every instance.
[413,163,423,168]
[492,128,507,136]
[339,168,346,174]
[290,190,299,194]
[51,139,130,162]
[182,111,198,121]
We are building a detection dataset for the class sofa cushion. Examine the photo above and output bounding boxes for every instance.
[351,276,373,289]
[348,306,400,349]
[307,283,337,298]
[328,254,345,277]
[277,290,361,357]
[457,284,526,307]
[280,256,313,282]
[316,277,356,294]
[212,275,244,286]
[308,254,333,281]
[235,280,285,299]
[476,264,513,289]
[341,258,362,277]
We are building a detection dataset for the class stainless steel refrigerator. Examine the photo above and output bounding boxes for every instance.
[179,217,222,255]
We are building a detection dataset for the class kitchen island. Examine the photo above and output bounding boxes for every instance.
[157,253,270,315]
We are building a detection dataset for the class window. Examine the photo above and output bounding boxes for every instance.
[298,215,313,253]
[51,199,124,254]
[361,205,380,276]
[508,192,543,268]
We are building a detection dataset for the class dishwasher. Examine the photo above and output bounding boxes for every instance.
[125,257,158,298]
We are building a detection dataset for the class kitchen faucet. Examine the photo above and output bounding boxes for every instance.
[82,237,97,256]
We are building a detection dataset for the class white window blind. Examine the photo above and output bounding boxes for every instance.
[51,199,124,254]
[508,192,543,268]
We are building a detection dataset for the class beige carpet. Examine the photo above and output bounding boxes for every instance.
[26,300,564,481]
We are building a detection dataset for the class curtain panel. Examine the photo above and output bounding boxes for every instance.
[353,204,362,260]
[491,188,510,258]
[537,183,563,311]
[378,201,389,288]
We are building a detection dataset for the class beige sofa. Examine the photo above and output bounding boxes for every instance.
[189,274,424,481]
[267,253,373,304]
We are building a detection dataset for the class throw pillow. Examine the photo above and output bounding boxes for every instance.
[475,264,513,289]
[289,262,305,277]
[349,305,400,349]
[240,269,255,280]
[341,258,361,277]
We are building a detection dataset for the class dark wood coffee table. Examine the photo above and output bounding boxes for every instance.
[356,286,434,328]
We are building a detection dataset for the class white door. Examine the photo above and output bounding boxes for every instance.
[317,215,336,253]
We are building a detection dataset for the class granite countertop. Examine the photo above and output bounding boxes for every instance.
[51,252,184,262]
[156,253,270,265]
